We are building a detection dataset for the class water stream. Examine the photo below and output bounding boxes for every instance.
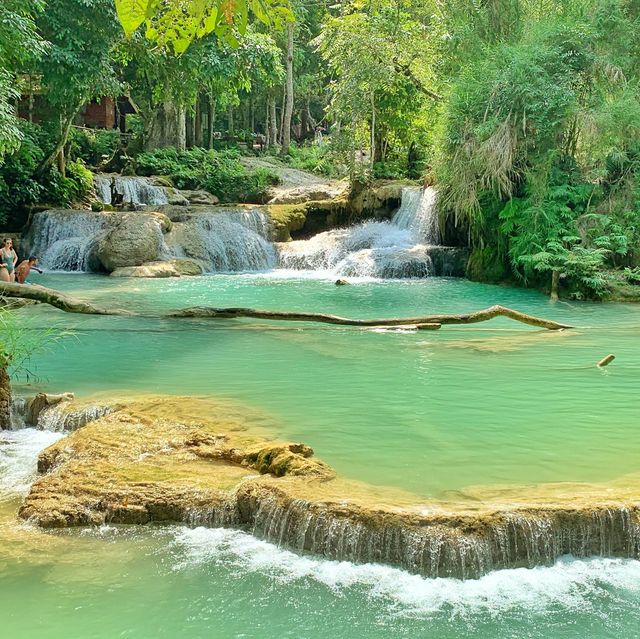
[5,198,640,635]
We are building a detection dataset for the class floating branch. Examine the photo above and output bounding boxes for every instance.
[171,305,573,330]
[0,283,127,316]
[0,283,573,330]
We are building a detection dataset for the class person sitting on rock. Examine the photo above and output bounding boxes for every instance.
[15,256,43,284]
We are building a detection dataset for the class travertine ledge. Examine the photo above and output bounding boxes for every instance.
[19,395,640,579]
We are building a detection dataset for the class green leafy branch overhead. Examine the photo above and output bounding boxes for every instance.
[115,0,293,53]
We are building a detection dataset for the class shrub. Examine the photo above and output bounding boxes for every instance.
[284,142,343,178]
[68,128,121,167]
[135,147,279,203]
[0,123,95,230]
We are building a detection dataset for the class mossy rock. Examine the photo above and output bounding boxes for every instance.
[265,204,308,241]
[466,247,509,283]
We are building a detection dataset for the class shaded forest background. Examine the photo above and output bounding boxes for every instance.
[0,0,639,298]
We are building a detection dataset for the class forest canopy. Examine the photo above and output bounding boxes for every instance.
[0,0,639,298]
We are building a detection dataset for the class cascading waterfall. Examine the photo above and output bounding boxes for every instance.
[166,209,278,272]
[9,397,112,432]
[277,186,458,278]
[237,489,640,579]
[94,175,171,206]
[24,210,110,271]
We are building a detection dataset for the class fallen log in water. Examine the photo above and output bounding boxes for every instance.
[171,304,573,330]
[0,282,573,330]
[0,282,126,316]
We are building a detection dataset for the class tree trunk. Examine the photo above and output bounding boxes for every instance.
[301,101,309,138]
[0,367,12,430]
[38,106,80,175]
[550,270,560,302]
[208,99,216,149]
[177,107,187,150]
[249,96,255,133]
[171,304,573,330]
[281,22,295,155]
[279,85,286,145]
[370,92,376,171]
[228,105,235,137]
[270,96,278,148]
[265,99,271,146]
[195,96,203,147]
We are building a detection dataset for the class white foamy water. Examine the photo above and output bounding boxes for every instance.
[171,526,640,617]
[94,175,171,206]
[166,210,277,273]
[277,187,442,278]
[25,210,110,271]
[0,429,64,498]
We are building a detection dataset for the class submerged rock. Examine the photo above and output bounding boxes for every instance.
[17,395,640,579]
[110,259,203,278]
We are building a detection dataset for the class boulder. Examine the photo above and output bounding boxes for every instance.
[180,190,220,206]
[94,212,171,272]
[110,258,203,278]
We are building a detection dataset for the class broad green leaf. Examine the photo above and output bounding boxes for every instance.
[115,0,151,37]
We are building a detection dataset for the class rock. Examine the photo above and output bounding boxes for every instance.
[25,392,74,427]
[94,212,171,272]
[335,279,349,286]
[264,204,308,241]
[179,190,220,206]
[18,394,640,579]
[110,262,179,278]
[268,183,347,205]
[110,258,204,278]
[166,190,190,206]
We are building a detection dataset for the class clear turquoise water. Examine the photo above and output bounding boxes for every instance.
[16,272,640,496]
[3,272,640,638]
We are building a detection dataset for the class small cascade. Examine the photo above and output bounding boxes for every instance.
[277,186,459,278]
[8,396,112,432]
[94,175,170,206]
[240,490,640,579]
[166,209,277,273]
[392,186,439,244]
[24,210,110,271]
[9,398,27,430]
[36,403,113,432]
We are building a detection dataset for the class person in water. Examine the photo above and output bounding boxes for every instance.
[0,238,18,282]
[15,256,43,284]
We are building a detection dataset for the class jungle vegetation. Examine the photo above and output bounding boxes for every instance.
[0,0,638,298]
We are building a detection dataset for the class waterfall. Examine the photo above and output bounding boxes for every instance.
[392,186,439,245]
[24,210,110,271]
[277,187,454,278]
[9,396,112,432]
[165,209,277,273]
[237,488,640,580]
[94,175,170,206]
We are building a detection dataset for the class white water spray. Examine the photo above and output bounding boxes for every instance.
[94,175,171,206]
[277,187,447,278]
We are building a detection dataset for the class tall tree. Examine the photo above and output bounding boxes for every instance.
[36,0,121,174]
[0,1,46,157]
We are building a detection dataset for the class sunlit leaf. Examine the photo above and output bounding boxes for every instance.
[115,0,151,37]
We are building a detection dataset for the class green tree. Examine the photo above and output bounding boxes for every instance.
[0,1,46,157]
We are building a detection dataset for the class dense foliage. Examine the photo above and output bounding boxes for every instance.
[136,147,279,202]
[0,0,638,297]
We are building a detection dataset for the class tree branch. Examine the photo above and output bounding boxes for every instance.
[0,283,572,330]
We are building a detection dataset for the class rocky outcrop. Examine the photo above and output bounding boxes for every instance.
[93,212,171,271]
[179,190,220,206]
[110,258,203,278]
[18,394,640,579]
